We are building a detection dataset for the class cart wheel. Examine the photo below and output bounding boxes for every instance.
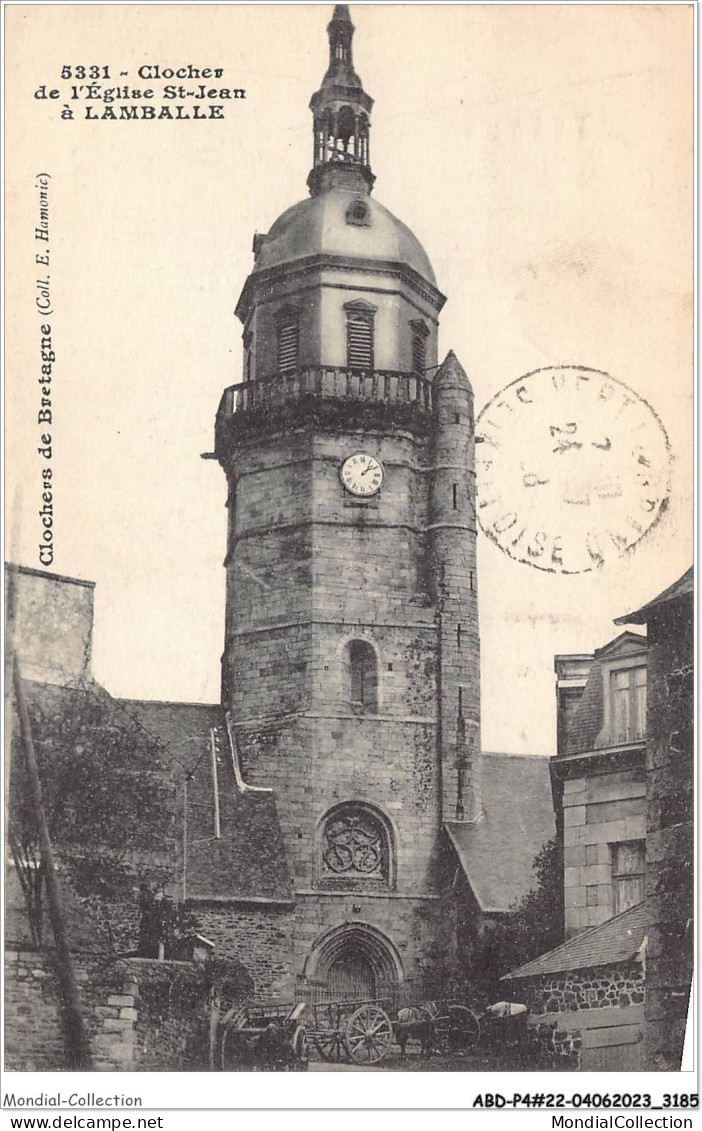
[290,1024,309,1071]
[435,1005,480,1053]
[344,1004,393,1065]
[312,1030,348,1062]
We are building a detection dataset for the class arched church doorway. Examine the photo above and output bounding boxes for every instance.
[304,922,403,1004]
[328,949,376,1001]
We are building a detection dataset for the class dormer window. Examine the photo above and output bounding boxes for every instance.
[410,320,430,376]
[595,632,648,749]
[345,301,376,371]
[275,307,300,374]
[611,667,646,743]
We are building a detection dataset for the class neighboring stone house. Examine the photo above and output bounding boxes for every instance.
[503,566,694,1072]
[614,567,694,1072]
[499,630,650,1070]
[552,630,648,940]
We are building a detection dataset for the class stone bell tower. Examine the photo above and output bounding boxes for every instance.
[213,5,481,1000]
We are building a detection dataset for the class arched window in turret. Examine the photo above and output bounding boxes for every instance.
[410,320,430,377]
[349,639,378,712]
[275,306,300,374]
[345,301,376,372]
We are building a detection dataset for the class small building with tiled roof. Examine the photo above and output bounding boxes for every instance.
[503,901,647,982]
[502,903,647,1071]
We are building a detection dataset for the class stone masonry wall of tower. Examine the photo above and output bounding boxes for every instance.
[213,4,480,999]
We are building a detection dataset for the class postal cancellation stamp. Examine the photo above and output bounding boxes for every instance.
[475,366,671,574]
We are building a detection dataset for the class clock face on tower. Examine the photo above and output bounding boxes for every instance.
[340,452,385,497]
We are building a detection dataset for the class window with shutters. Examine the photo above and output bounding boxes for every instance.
[610,666,647,743]
[611,840,645,914]
[345,302,376,371]
[275,307,300,374]
[410,320,430,376]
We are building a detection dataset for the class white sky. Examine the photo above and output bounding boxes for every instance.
[6,4,693,755]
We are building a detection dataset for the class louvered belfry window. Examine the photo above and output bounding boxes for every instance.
[276,308,300,374]
[346,309,374,371]
[410,320,430,376]
[412,332,426,376]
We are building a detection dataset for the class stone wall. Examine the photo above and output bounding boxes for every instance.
[644,595,694,1070]
[191,904,296,1001]
[5,949,250,1072]
[521,961,644,1016]
[5,949,71,1070]
[530,1020,582,1070]
[6,950,133,1071]
[563,769,646,937]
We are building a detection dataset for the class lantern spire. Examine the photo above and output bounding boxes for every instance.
[308,6,375,197]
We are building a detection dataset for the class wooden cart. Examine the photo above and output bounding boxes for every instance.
[219,1001,309,1071]
[219,995,482,1069]
[307,998,395,1065]
[431,1001,481,1052]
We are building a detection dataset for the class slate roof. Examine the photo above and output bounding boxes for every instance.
[445,752,555,913]
[120,699,293,904]
[563,632,646,756]
[615,566,693,625]
[502,902,647,980]
[564,655,605,756]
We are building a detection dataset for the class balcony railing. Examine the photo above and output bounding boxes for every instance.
[218,367,434,417]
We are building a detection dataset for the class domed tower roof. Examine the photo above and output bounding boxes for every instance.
[251,192,437,285]
[236,5,442,322]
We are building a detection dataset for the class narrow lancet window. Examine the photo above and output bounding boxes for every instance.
[349,640,378,712]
